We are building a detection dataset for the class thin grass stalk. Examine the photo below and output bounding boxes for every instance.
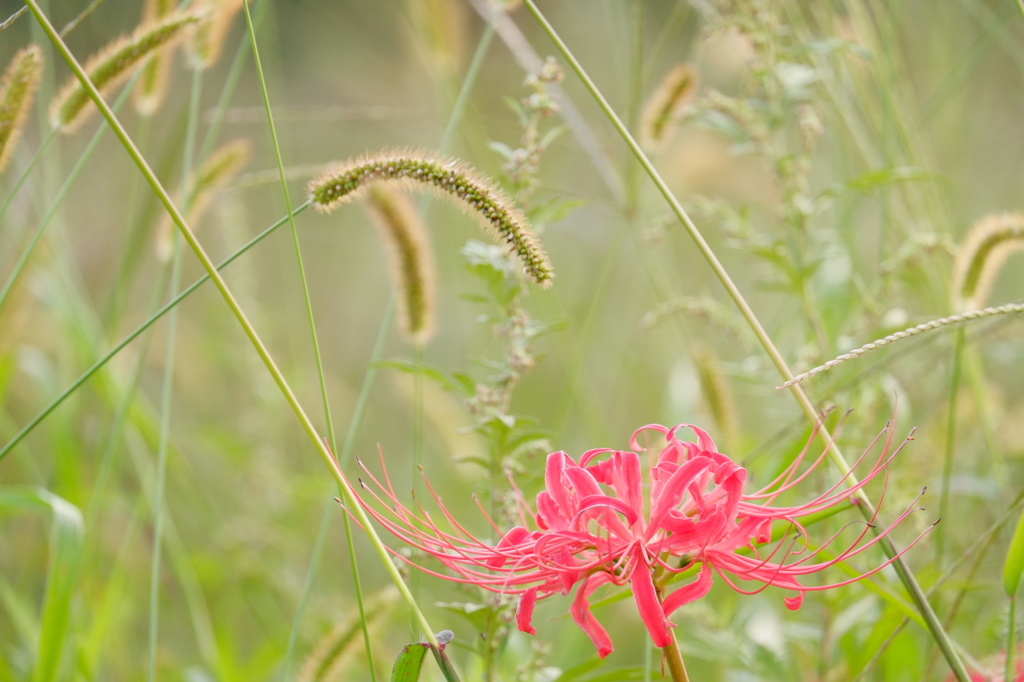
[239,0,335,449]
[625,0,644,215]
[0,83,136,314]
[0,127,55,226]
[856,491,1024,680]
[0,6,29,31]
[0,204,306,464]
[147,63,203,682]
[281,497,341,682]
[236,2,375,678]
[25,1,450,659]
[147,237,182,682]
[110,0,258,322]
[938,327,965,561]
[520,2,969,679]
[59,0,108,37]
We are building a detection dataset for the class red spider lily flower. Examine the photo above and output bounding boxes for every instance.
[343,420,929,658]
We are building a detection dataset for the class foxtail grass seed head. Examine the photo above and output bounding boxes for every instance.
[296,586,398,682]
[951,212,1024,312]
[50,11,202,132]
[0,45,42,174]
[307,149,554,288]
[640,64,699,151]
[188,0,245,70]
[133,0,176,116]
[154,138,251,260]
[365,185,436,345]
[690,344,739,451]
[407,0,467,76]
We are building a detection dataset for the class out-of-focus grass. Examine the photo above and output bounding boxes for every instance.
[1,1,1024,680]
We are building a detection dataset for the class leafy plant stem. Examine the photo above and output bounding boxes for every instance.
[521,2,969,679]
[23,0,447,657]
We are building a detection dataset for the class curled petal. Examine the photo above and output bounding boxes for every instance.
[575,494,639,528]
[516,587,539,634]
[631,564,672,648]
[662,563,714,617]
[570,573,615,658]
[486,526,533,569]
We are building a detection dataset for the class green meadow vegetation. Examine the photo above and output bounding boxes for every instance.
[2,1,1024,680]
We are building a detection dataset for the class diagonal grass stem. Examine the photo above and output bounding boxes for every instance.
[24,2,450,662]
[521,2,968,679]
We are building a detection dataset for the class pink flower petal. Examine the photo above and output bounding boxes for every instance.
[662,563,714,617]
[630,562,672,648]
[570,572,615,658]
[516,587,538,634]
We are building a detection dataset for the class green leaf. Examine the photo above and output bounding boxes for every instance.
[1003,504,1024,596]
[391,643,430,682]
[374,360,475,398]
[0,487,84,682]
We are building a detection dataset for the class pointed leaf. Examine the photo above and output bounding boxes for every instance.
[1003,504,1024,596]
[390,643,429,682]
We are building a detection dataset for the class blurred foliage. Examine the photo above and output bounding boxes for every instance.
[1,0,1024,680]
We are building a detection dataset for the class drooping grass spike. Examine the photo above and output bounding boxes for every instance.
[951,212,1024,312]
[364,185,437,345]
[0,45,43,173]
[307,149,554,288]
[50,10,202,132]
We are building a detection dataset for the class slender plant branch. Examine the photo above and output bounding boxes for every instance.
[520,2,969,680]
[24,0,447,657]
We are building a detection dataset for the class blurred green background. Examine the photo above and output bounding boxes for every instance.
[2,1,1024,680]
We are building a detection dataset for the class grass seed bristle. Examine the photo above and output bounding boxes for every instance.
[51,11,202,132]
[307,148,554,288]
[640,64,699,151]
[365,185,437,345]
[132,0,176,116]
[951,212,1024,312]
[296,586,398,682]
[0,45,43,173]
[154,138,251,260]
[188,0,245,70]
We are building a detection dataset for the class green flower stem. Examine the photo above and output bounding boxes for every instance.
[663,634,690,682]
[25,0,445,655]
[521,2,969,680]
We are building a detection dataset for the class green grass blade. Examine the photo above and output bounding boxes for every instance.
[1003,506,1024,597]
[0,487,84,682]
[24,0,446,654]
[0,203,306,463]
